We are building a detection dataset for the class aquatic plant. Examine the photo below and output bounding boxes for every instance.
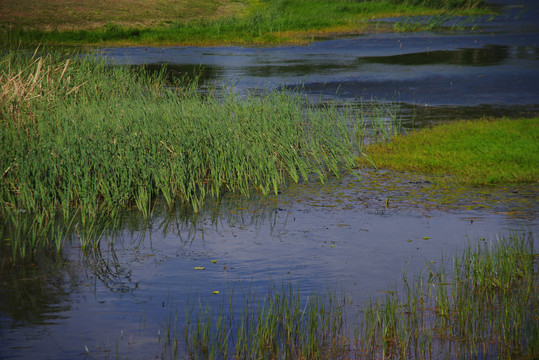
[388,0,485,9]
[0,50,363,261]
[185,283,349,360]
[183,232,537,359]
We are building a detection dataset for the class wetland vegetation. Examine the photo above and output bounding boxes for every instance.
[1,1,537,359]
[3,50,534,357]
[0,0,490,46]
[184,232,537,359]
[358,117,539,186]
[0,50,370,262]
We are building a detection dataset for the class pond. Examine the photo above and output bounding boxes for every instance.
[0,1,538,359]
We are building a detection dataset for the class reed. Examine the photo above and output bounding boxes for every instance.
[185,284,350,360]
[0,50,363,261]
[388,0,484,8]
[183,232,537,359]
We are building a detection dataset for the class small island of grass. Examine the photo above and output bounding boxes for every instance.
[358,117,539,186]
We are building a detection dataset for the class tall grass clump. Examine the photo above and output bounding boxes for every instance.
[0,49,360,261]
[182,232,537,359]
[185,284,349,360]
[386,0,485,9]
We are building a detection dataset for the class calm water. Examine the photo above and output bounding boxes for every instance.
[1,1,538,359]
[101,0,538,125]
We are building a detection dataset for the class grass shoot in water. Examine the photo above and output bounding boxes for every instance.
[0,50,365,261]
[182,232,537,359]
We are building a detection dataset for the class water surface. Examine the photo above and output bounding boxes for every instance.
[101,0,539,124]
[1,1,538,359]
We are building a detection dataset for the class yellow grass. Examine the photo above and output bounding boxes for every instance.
[0,0,250,31]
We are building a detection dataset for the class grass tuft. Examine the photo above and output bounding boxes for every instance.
[0,50,363,261]
[183,232,538,359]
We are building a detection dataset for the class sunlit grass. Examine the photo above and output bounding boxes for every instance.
[0,0,490,46]
[358,118,539,185]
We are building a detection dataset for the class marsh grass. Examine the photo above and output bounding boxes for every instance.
[183,232,537,359]
[0,50,364,261]
[391,13,484,32]
[185,284,349,360]
[0,0,489,46]
[358,117,539,186]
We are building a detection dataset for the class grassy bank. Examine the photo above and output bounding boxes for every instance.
[183,232,537,359]
[0,0,489,46]
[0,50,365,260]
[358,118,539,186]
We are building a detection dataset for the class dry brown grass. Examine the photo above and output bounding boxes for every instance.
[0,0,249,31]
[0,50,84,127]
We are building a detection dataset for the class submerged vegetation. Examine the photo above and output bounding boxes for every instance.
[0,0,489,46]
[183,232,538,359]
[358,118,539,186]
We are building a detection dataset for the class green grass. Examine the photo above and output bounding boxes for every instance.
[185,284,348,359]
[0,0,490,46]
[358,118,539,186]
[0,50,364,261]
[183,232,538,359]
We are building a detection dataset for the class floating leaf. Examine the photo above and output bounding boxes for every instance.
[423,236,430,240]
[193,267,206,270]
[210,260,218,263]
[212,291,220,295]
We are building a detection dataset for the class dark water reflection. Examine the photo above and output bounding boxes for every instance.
[361,45,517,66]
[1,0,538,359]
[1,170,537,359]
[0,260,74,328]
[100,0,539,122]
[127,63,219,87]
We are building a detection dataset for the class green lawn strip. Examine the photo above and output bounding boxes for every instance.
[358,118,539,186]
[0,0,491,47]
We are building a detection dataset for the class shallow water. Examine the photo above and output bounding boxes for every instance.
[1,1,538,359]
[101,0,538,124]
[1,171,537,359]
